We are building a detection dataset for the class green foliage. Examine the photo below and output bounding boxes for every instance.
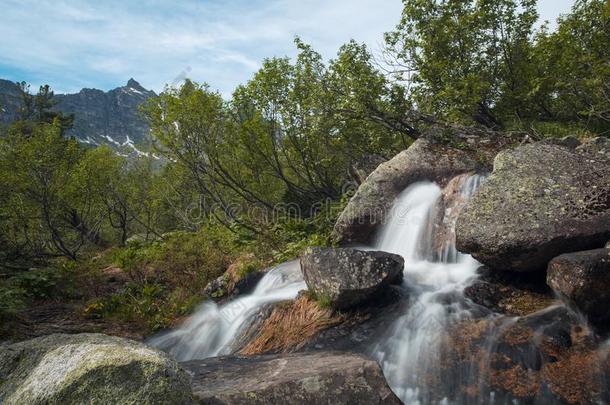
[532,0,610,131]
[83,227,237,332]
[145,38,411,234]
[386,0,538,127]
[386,0,610,134]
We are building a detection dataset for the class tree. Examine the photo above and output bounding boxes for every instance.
[16,83,74,135]
[146,39,414,233]
[533,0,610,130]
[385,0,538,128]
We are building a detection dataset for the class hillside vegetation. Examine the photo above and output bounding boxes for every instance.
[0,0,608,339]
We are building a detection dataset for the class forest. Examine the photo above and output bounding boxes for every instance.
[0,0,608,339]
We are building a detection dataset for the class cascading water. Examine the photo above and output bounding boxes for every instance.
[371,175,486,404]
[151,172,607,403]
[149,260,305,361]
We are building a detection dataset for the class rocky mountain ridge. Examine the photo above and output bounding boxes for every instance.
[0,78,156,156]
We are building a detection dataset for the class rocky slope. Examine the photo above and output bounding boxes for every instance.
[0,78,155,155]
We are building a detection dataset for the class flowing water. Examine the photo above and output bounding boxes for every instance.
[371,176,486,403]
[148,260,305,361]
[151,173,606,403]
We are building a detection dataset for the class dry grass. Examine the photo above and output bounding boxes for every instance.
[239,294,344,355]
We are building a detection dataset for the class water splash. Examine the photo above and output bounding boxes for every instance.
[148,260,305,361]
[371,175,486,403]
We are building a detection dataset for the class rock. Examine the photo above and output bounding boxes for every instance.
[203,274,230,300]
[333,125,518,244]
[227,303,277,354]
[0,333,193,404]
[182,351,402,404]
[333,137,484,244]
[300,248,404,309]
[465,267,558,316]
[203,256,265,302]
[456,142,610,272]
[439,306,609,404]
[576,136,610,162]
[547,248,610,324]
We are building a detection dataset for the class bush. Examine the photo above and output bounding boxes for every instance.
[83,226,237,333]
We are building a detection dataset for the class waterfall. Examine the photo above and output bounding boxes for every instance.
[148,260,305,361]
[150,172,608,403]
[371,175,486,404]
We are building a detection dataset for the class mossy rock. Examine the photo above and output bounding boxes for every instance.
[456,142,610,272]
[0,333,193,404]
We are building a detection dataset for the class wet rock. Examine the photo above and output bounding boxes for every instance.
[465,267,558,316]
[456,142,610,272]
[227,304,277,354]
[440,307,609,404]
[182,351,402,404]
[547,248,610,324]
[333,126,517,244]
[0,333,193,404]
[300,247,404,309]
[203,274,230,300]
[203,256,265,302]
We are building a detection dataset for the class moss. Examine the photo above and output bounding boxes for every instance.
[0,334,193,404]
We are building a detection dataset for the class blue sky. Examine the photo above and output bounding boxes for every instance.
[0,0,574,96]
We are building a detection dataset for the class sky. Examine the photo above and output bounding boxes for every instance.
[0,0,575,96]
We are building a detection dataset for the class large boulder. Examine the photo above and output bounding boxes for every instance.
[333,137,485,244]
[547,248,610,324]
[182,351,402,404]
[456,142,610,272]
[300,248,404,309]
[349,154,387,185]
[0,333,193,404]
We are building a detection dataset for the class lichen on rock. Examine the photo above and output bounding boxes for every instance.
[0,333,193,404]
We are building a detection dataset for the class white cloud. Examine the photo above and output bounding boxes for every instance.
[0,0,574,96]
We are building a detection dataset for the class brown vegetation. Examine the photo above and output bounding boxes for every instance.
[239,294,344,355]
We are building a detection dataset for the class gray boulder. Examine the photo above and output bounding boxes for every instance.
[547,248,610,323]
[333,124,522,245]
[300,247,403,309]
[333,137,484,244]
[456,142,610,272]
[0,333,193,404]
[182,351,402,404]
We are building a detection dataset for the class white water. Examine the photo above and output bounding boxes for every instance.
[371,177,485,404]
[151,174,486,401]
[149,260,305,361]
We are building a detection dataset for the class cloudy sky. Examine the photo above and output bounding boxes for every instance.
[0,0,574,96]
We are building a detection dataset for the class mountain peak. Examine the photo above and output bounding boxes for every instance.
[126,78,143,90]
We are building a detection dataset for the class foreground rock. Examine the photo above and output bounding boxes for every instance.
[0,333,193,404]
[456,142,610,272]
[300,248,404,309]
[547,248,610,324]
[182,351,401,404]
